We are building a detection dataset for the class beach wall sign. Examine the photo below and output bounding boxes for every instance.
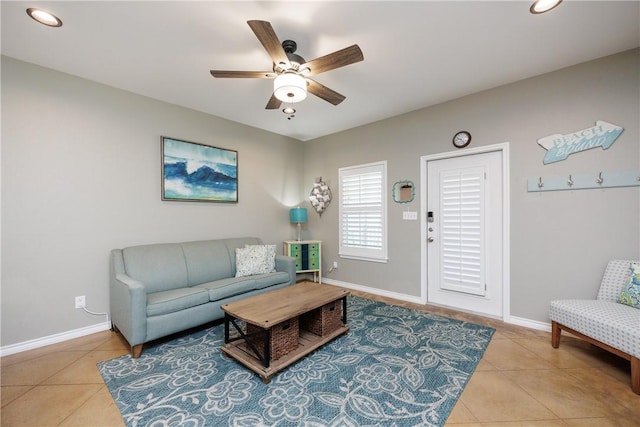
[537,120,624,164]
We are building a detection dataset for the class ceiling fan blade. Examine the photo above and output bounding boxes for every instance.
[247,20,291,69]
[210,70,276,78]
[301,44,363,76]
[306,79,346,105]
[265,93,282,110]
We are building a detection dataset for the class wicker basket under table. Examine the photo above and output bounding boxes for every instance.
[246,317,299,361]
[300,300,342,336]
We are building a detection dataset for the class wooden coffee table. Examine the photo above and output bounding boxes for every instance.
[221,282,350,383]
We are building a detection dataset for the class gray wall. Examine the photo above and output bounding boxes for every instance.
[1,57,304,347]
[304,49,640,323]
[2,49,638,349]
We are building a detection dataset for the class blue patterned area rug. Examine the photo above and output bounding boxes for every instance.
[98,296,494,427]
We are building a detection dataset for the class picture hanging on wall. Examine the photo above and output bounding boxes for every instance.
[161,136,238,203]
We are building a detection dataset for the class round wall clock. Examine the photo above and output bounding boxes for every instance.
[453,131,472,148]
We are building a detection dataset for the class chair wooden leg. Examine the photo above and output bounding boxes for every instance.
[551,321,561,348]
[132,344,143,358]
[631,356,640,395]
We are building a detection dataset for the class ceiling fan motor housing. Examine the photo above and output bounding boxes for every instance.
[281,40,305,68]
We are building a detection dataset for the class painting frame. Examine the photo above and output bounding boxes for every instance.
[161,136,238,203]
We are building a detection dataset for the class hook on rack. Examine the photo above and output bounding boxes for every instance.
[537,177,544,188]
[596,172,604,184]
[567,174,574,187]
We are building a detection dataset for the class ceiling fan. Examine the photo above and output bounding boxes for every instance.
[210,20,364,111]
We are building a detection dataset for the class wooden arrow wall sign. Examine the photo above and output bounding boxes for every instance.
[537,120,624,164]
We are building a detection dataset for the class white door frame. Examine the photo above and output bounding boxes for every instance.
[420,142,511,321]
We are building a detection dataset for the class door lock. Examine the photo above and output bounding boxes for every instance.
[428,237,434,242]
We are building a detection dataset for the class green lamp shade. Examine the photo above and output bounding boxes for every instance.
[290,207,308,224]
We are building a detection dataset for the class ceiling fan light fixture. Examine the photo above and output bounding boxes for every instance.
[529,0,562,14]
[273,73,307,103]
[26,8,63,27]
[282,107,296,114]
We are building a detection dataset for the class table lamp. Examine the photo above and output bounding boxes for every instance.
[289,207,308,241]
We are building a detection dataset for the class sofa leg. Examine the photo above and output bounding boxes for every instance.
[632,356,640,395]
[131,344,143,358]
[551,321,561,348]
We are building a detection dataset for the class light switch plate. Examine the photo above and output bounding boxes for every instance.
[403,211,418,220]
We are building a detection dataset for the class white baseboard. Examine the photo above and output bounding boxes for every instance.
[322,278,425,305]
[1,283,553,357]
[323,278,552,332]
[0,321,112,357]
[507,315,551,332]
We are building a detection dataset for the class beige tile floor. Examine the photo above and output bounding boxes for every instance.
[2,289,639,426]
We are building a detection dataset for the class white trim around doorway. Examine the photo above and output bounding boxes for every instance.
[420,142,511,322]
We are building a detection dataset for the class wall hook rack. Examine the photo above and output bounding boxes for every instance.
[527,170,640,192]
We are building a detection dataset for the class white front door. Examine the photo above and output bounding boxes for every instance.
[424,148,505,318]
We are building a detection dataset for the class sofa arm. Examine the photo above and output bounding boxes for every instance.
[110,273,147,347]
[110,249,148,347]
[275,255,296,285]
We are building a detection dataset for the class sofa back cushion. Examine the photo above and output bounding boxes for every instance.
[181,240,233,285]
[122,243,189,293]
[120,237,265,292]
[597,259,639,302]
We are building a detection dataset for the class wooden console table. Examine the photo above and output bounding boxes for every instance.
[221,282,349,383]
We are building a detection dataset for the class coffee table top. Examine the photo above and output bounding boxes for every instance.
[221,282,349,328]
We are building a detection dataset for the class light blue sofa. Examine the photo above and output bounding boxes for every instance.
[110,237,296,357]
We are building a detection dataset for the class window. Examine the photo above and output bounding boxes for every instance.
[339,161,387,262]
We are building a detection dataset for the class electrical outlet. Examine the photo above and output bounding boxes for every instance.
[333,261,338,269]
[75,295,85,309]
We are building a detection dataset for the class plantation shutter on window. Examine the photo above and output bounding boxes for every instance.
[439,167,486,296]
[339,162,387,262]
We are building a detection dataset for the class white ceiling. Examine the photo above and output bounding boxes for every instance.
[2,1,639,141]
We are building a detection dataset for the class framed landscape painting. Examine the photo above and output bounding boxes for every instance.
[161,136,238,203]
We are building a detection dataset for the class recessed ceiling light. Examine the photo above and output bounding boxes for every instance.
[530,0,562,14]
[26,8,63,27]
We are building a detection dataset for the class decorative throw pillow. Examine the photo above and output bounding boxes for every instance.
[246,244,277,273]
[235,245,277,278]
[618,262,640,309]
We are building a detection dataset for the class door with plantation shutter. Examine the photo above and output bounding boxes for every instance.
[426,150,503,317]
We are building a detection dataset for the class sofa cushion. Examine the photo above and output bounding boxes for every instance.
[597,259,636,302]
[549,299,640,358]
[147,287,210,317]
[253,271,291,289]
[194,277,258,302]
[181,240,232,285]
[618,262,640,309]
[123,244,188,293]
